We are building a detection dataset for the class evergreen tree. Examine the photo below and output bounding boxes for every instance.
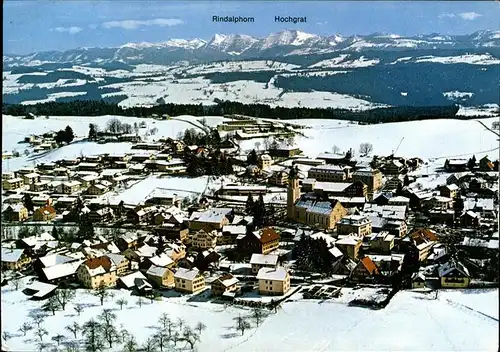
[345,149,353,160]
[245,195,254,215]
[88,123,98,141]
[51,226,60,240]
[453,195,464,215]
[403,175,410,187]
[396,182,404,196]
[78,219,95,241]
[252,195,266,228]
[467,157,475,171]
[22,194,34,212]
[247,149,258,165]
[64,125,75,143]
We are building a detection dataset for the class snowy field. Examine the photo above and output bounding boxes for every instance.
[100,175,211,205]
[241,117,500,160]
[2,278,498,352]
[2,114,210,172]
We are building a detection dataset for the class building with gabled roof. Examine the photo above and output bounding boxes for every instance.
[77,256,117,289]
[191,229,218,250]
[1,248,31,270]
[174,268,205,293]
[256,266,290,296]
[237,227,280,255]
[146,265,175,288]
[211,273,239,297]
[33,204,57,222]
[250,253,279,274]
[351,256,380,282]
[438,260,471,288]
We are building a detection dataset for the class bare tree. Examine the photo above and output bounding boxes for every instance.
[122,123,133,134]
[263,137,271,151]
[18,322,33,336]
[153,329,169,351]
[359,142,373,156]
[136,297,145,307]
[181,327,199,350]
[177,318,185,332]
[35,327,48,342]
[286,136,295,146]
[42,296,61,315]
[63,341,79,352]
[235,316,251,336]
[65,321,80,339]
[106,118,123,134]
[332,145,340,154]
[74,304,84,316]
[94,284,110,306]
[99,308,117,347]
[116,298,128,310]
[252,308,264,327]
[11,277,21,290]
[141,337,158,352]
[157,313,171,330]
[51,334,66,346]
[195,322,206,335]
[254,141,261,151]
[123,335,138,352]
[56,289,76,310]
[82,319,104,352]
[31,313,46,329]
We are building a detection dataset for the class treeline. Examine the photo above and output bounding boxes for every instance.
[2,100,464,124]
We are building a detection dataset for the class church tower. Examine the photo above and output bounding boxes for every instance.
[287,166,300,220]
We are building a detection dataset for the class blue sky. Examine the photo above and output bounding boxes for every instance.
[4,1,499,54]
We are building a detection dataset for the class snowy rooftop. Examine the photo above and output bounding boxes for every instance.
[119,271,148,288]
[250,254,278,266]
[174,268,200,281]
[42,260,83,281]
[39,253,76,268]
[146,265,170,277]
[256,266,288,281]
[149,253,174,267]
[1,248,24,263]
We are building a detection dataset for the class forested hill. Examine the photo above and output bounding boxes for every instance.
[2,100,463,124]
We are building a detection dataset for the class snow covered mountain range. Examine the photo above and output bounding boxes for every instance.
[4,29,500,66]
[2,30,499,110]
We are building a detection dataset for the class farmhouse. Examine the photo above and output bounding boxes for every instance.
[188,208,232,231]
[250,253,279,274]
[33,204,57,221]
[2,203,28,222]
[336,215,372,238]
[211,274,239,297]
[146,265,175,288]
[77,256,118,289]
[256,267,290,296]
[191,229,218,250]
[237,227,280,255]
[438,261,471,288]
[174,268,205,294]
[1,248,31,270]
[351,256,380,282]
[2,177,24,190]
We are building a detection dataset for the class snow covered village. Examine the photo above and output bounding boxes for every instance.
[2,1,500,352]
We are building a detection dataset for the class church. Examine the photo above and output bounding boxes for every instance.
[287,166,348,230]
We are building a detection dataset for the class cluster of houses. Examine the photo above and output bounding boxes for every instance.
[1,136,240,224]
[1,117,498,307]
[0,212,291,299]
